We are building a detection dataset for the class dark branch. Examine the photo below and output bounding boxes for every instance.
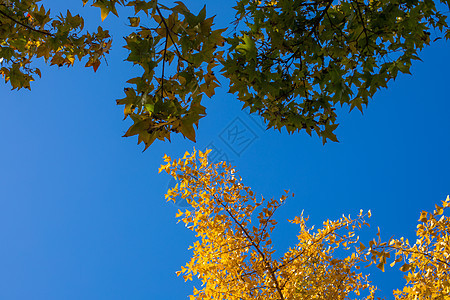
[161,30,168,100]
[211,192,286,300]
[0,8,54,37]
[308,0,333,37]
[155,6,192,65]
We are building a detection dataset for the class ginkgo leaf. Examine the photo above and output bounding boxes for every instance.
[399,263,411,272]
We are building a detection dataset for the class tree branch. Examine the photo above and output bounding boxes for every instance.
[308,0,333,37]
[351,0,370,51]
[211,192,286,300]
[276,217,361,271]
[0,8,54,37]
[161,30,168,100]
[155,5,192,65]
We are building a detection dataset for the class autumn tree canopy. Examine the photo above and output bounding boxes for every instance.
[161,149,450,300]
[1,0,449,148]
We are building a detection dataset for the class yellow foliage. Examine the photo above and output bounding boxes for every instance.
[255,0,277,6]
[161,149,378,300]
[372,196,450,300]
[162,151,449,300]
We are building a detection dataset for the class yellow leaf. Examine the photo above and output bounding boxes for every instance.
[359,242,366,250]
[434,204,443,216]
[419,211,428,222]
[399,263,411,272]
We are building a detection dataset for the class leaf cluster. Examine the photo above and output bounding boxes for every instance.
[1,0,449,147]
[224,0,450,143]
[0,0,112,89]
[160,149,377,300]
[363,196,450,299]
[161,150,450,300]
[116,1,225,149]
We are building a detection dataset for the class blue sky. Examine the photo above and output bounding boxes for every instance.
[0,1,449,299]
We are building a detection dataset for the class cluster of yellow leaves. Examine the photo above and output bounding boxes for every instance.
[161,150,450,300]
[365,196,450,300]
[160,149,377,300]
[254,0,277,6]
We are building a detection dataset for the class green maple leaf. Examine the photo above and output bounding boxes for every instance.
[236,34,256,60]
[92,0,119,21]
[321,123,339,144]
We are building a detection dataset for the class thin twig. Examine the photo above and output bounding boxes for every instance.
[155,5,192,65]
[374,244,450,268]
[0,8,54,37]
[276,217,361,271]
[161,30,168,100]
[351,0,369,52]
[308,0,333,37]
[259,200,282,245]
[212,193,286,300]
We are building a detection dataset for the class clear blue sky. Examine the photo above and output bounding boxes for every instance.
[0,1,449,299]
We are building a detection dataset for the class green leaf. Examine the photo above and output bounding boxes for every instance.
[321,124,339,144]
[235,34,256,60]
[92,0,119,21]
[180,117,196,142]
